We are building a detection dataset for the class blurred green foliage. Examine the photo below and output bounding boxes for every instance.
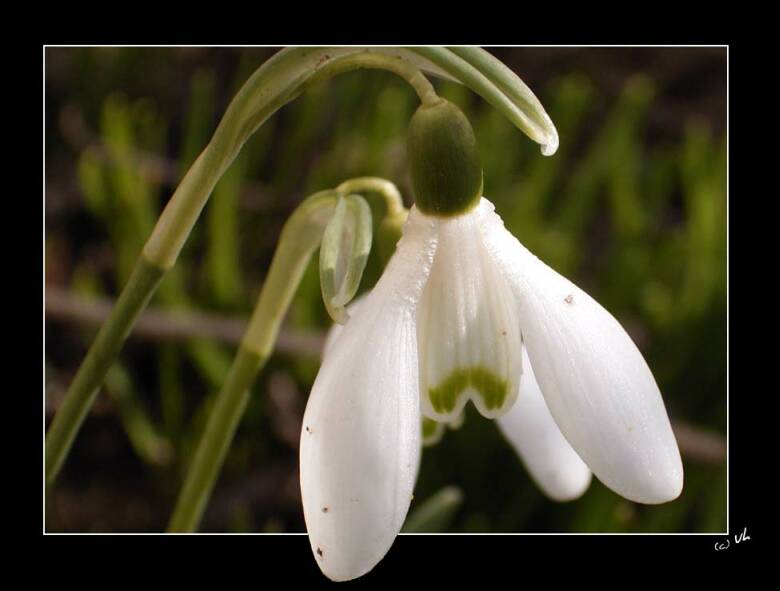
[45,48,726,533]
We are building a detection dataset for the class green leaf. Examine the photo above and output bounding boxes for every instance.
[403,486,464,533]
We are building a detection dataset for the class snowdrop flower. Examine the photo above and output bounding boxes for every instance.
[300,98,683,581]
[323,297,592,503]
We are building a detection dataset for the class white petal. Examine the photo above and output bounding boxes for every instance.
[416,205,523,421]
[326,298,460,450]
[479,198,683,504]
[321,294,367,359]
[497,347,592,502]
[300,207,438,581]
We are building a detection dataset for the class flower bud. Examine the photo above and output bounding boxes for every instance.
[407,98,483,216]
[319,194,372,324]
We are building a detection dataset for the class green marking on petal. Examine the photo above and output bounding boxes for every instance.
[422,417,445,447]
[422,417,439,439]
[427,366,508,414]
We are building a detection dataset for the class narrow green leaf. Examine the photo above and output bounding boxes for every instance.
[409,47,559,155]
[446,46,559,154]
[105,363,173,467]
[403,486,464,533]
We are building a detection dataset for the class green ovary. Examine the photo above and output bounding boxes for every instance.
[427,366,508,414]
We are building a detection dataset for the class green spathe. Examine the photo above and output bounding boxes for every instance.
[427,366,508,414]
[407,99,483,216]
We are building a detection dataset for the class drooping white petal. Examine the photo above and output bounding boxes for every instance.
[497,347,592,502]
[321,295,367,359]
[416,206,523,422]
[479,198,683,504]
[326,298,461,451]
[300,207,438,582]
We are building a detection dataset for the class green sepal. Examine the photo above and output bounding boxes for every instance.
[407,98,483,217]
[319,194,373,324]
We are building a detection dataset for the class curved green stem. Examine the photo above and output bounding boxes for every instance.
[166,346,261,532]
[45,257,164,485]
[335,177,408,269]
[167,192,337,532]
[336,176,405,218]
[302,51,439,106]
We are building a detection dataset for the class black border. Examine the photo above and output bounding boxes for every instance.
[37,36,751,581]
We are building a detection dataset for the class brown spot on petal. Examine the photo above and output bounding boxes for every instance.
[317,547,323,557]
[564,294,574,305]
[322,507,328,513]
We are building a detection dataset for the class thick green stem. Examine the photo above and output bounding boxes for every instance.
[166,346,264,532]
[45,257,165,485]
[241,192,338,357]
[167,192,337,532]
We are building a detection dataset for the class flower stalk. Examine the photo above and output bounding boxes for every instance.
[45,257,164,485]
[168,190,338,532]
[168,180,405,532]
